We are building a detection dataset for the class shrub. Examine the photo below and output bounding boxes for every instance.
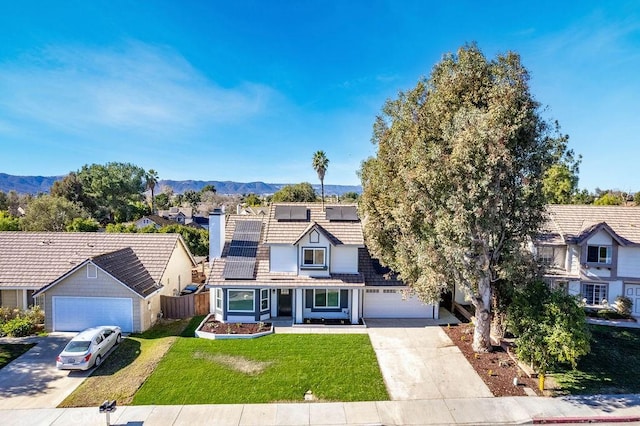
[2,316,36,337]
[616,296,633,317]
[597,309,627,320]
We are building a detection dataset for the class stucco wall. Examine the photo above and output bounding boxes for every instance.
[618,247,640,278]
[270,245,297,272]
[330,246,358,274]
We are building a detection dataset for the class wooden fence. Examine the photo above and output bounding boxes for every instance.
[161,292,210,319]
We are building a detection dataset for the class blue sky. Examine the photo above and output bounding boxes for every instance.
[0,1,638,190]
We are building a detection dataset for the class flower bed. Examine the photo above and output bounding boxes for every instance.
[195,315,273,340]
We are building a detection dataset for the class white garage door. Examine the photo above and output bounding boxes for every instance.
[364,289,435,318]
[625,285,640,317]
[53,296,134,332]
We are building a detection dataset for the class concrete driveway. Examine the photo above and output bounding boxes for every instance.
[0,333,91,409]
[366,318,493,400]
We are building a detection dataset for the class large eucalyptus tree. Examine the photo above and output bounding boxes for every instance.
[359,44,567,352]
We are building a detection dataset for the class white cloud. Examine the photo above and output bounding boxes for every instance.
[0,41,277,138]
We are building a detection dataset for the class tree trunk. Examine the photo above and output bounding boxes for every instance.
[472,275,492,352]
[321,180,325,211]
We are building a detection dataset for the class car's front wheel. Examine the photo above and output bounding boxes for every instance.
[94,354,102,368]
[116,334,122,344]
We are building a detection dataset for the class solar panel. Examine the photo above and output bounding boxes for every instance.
[222,257,256,279]
[275,206,308,221]
[227,246,258,258]
[326,206,358,221]
[235,220,262,234]
[222,219,262,279]
[274,206,291,220]
[290,206,308,220]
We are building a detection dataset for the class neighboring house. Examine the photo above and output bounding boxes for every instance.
[535,205,640,316]
[236,205,269,216]
[134,214,175,230]
[0,232,197,332]
[191,215,209,230]
[158,207,193,225]
[205,203,437,324]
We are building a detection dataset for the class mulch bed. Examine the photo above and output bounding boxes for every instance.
[442,323,542,397]
[199,319,272,335]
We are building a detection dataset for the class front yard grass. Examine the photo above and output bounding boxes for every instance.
[132,334,388,405]
[551,324,640,394]
[58,316,204,407]
[0,343,35,369]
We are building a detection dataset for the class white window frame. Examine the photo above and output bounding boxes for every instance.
[302,247,326,268]
[587,245,612,264]
[227,289,255,312]
[87,264,98,279]
[537,246,555,266]
[260,289,270,311]
[582,283,608,305]
[215,288,223,310]
[313,289,340,308]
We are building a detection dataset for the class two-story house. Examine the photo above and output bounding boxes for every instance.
[536,205,640,316]
[206,203,438,324]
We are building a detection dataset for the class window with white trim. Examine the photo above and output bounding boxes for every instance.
[314,289,340,308]
[587,245,611,264]
[87,264,97,279]
[537,246,555,266]
[302,247,326,268]
[582,283,607,305]
[227,289,254,312]
[215,288,223,310]
[261,289,270,311]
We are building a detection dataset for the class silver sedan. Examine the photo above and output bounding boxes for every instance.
[56,326,122,370]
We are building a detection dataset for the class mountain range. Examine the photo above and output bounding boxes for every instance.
[0,173,361,196]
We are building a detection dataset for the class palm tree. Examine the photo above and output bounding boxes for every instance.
[145,169,159,213]
[312,151,329,210]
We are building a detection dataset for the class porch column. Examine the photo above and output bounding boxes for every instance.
[295,289,303,324]
[351,289,359,324]
[22,290,28,310]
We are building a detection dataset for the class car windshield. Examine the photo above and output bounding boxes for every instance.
[65,340,91,352]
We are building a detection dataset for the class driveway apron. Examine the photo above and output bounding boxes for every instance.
[367,319,493,400]
[0,334,90,409]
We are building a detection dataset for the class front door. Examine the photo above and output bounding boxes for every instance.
[278,289,292,316]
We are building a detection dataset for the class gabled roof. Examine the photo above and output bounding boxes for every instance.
[292,222,342,246]
[206,213,365,287]
[540,205,640,245]
[264,203,364,246]
[0,232,196,289]
[35,248,161,298]
[93,248,161,297]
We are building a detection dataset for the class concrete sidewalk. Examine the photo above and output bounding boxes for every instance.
[3,395,640,425]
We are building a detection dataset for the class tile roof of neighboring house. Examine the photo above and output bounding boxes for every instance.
[206,213,365,287]
[92,248,160,297]
[264,203,364,245]
[541,205,640,245]
[0,232,194,289]
[159,207,193,219]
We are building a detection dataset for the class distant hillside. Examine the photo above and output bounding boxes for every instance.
[0,173,62,194]
[159,180,361,196]
[0,174,361,196]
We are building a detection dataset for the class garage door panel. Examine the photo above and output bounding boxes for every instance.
[364,289,435,318]
[53,297,133,332]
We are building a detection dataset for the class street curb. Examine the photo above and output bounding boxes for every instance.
[533,415,640,424]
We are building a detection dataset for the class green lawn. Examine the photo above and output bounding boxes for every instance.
[0,343,35,369]
[551,324,640,394]
[59,316,203,407]
[133,334,388,405]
